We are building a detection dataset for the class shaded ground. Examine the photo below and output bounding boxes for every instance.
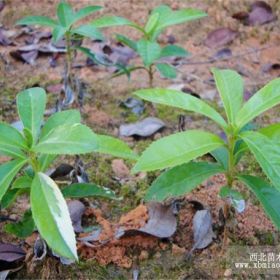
[1,0,280,279]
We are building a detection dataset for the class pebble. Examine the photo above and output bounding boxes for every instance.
[139,250,149,261]
[171,244,186,256]
[224,268,232,277]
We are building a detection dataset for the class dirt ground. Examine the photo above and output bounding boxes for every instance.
[1,0,280,279]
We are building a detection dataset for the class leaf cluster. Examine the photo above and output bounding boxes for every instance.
[133,68,280,229]
[0,88,136,260]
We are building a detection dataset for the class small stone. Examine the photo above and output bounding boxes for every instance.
[224,268,232,277]
[154,252,161,259]
[112,159,130,179]
[139,250,149,261]
[159,242,168,250]
[9,214,17,220]
[172,244,186,256]
[153,133,161,140]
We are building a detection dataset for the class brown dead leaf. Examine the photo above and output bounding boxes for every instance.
[205,28,238,48]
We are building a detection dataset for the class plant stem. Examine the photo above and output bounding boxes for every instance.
[223,131,237,249]
[65,31,73,83]
[146,65,158,116]
[29,153,40,173]
[148,65,154,88]
[226,134,236,187]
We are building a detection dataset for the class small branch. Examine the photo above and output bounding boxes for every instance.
[181,45,276,66]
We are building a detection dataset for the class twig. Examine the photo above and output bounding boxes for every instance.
[180,45,275,66]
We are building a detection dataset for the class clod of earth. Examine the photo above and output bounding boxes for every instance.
[78,203,177,267]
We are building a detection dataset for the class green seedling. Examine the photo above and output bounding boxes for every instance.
[90,4,207,86]
[16,1,108,102]
[0,87,137,261]
[132,68,280,236]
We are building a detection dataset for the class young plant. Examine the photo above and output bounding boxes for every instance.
[132,68,280,234]
[90,5,207,86]
[0,87,137,261]
[16,1,105,103]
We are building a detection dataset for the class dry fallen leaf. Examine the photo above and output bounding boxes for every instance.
[205,28,238,48]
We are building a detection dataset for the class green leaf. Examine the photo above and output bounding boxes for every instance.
[1,189,23,209]
[16,16,57,27]
[0,122,27,159]
[31,172,77,260]
[23,128,33,148]
[52,25,67,42]
[219,186,243,200]
[11,175,32,189]
[77,46,129,76]
[38,155,57,172]
[91,16,133,28]
[0,159,27,200]
[134,88,227,129]
[62,183,117,199]
[72,25,104,41]
[137,39,161,67]
[156,8,207,31]
[210,147,229,170]
[41,109,81,139]
[96,135,138,160]
[233,122,257,163]
[115,34,137,51]
[236,78,280,129]
[57,1,74,28]
[259,123,280,141]
[0,146,26,160]
[145,12,159,34]
[145,162,224,201]
[238,175,280,229]
[152,5,172,17]
[17,87,46,143]
[212,68,243,124]
[0,123,26,148]
[160,45,188,58]
[73,6,102,23]
[4,209,35,238]
[133,130,224,172]
[156,63,177,79]
[151,5,172,24]
[33,124,98,155]
[240,131,280,191]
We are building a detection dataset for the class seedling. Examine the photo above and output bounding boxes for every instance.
[16,1,110,107]
[132,68,280,239]
[90,4,207,86]
[0,87,137,261]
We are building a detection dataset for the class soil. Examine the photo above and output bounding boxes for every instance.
[1,0,280,279]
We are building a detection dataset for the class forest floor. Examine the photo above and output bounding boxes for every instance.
[1,0,280,279]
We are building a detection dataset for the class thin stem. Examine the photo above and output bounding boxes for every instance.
[148,65,154,88]
[65,31,73,82]
[223,130,237,249]
[226,133,236,187]
[29,153,40,173]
